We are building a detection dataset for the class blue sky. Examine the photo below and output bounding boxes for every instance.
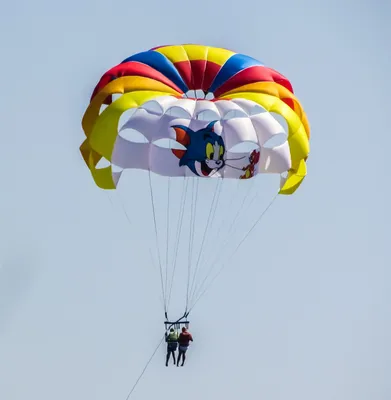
[0,0,390,399]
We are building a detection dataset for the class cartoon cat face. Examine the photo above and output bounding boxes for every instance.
[171,121,225,177]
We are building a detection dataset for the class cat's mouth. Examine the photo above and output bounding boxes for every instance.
[200,161,213,176]
[195,160,224,176]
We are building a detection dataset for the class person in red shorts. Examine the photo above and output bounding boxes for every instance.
[177,327,193,367]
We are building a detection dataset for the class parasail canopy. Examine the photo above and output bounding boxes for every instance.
[79,44,311,319]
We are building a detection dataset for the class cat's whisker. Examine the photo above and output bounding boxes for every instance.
[224,156,247,161]
[225,163,244,171]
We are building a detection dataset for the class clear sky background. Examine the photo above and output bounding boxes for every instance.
[0,0,390,399]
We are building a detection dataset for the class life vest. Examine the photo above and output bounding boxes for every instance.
[167,332,178,342]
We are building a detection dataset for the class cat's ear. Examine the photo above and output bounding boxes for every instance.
[206,120,218,131]
[171,125,190,159]
[172,125,191,147]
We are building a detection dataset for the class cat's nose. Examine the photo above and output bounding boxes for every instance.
[216,160,222,165]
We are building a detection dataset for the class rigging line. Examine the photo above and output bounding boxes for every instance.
[185,180,195,312]
[189,179,257,303]
[117,190,133,227]
[106,191,163,310]
[105,190,133,229]
[189,192,279,312]
[164,177,171,302]
[190,175,227,294]
[148,170,166,313]
[195,179,240,268]
[189,179,199,297]
[124,334,166,400]
[167,177,189,309]
[188,178,223,302]
[191,178,254,300]
[148,249,167,309]
[187,179,220,301]
[167,177,187,307]
[148,248,158,272]
[191,188,275,307]
[188,178,228,306]
[227,179,255,233]
[188,178,223,303]
[185,178,198,312]
[164,140,173,300]
[190,187,278,307]
[117,188,162,280]
[105,191,115,208]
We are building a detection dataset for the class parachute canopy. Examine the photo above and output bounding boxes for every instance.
[79,44,311,318]
[80,44,310,195]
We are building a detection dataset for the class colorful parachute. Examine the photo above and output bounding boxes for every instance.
[80,44,310,319]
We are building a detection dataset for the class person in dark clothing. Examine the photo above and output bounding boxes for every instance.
[165,328,179,366]
[177,327,193,367]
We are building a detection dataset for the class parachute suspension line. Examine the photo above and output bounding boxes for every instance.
[189,179,253,306]
[105,190,166,309]
[229,191,279,264]
[148,170,167,314]
[124,333,166,400]
[164,141,173,304]
[167,176,189,310]
[188,178,223,302]
[117,190,134,228]
[166,177,187,310]
[226,179,255,236]
[149,248,166,307]
[185,178,199,313]
[188,178,223,305]
[188,179,258,307]
[105,191,115,209]
[188,191,279,313]
[105,190,133,229]
[164,176,171,305]
[194,179,240,272]
[213,179,241,234]
[148,248,158,272]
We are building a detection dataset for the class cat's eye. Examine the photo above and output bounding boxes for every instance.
[219,146,224,157]
[206,143,213,159]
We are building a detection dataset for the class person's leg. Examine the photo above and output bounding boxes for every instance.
[166,350,171,366]
[172,350,176,365]
[177,350,183,367]
[181,350,186,366]
[166,348,171,367]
